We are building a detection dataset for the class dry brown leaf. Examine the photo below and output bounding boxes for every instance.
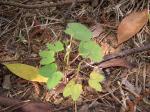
[91,23,104,38]
[98,58,131,68]
[117,9,148,45]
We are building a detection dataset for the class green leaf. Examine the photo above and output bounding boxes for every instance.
[64,23,92,41]
[63,80,82,101]
[79,41,103,62]
[63,80,75,97]
[88,79,102,91]
[47,71,63,89]
[39,63,57,77]
[71,84,82,101]
[39,50,54,58]
[39,50,55,65]
[90,71,105,82]
[47,41,64,52]
[40,57,55,65]
[4,63,48,82]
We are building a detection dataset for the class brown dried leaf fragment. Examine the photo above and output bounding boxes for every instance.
[117,9,148,45]
[98,58,131,68]
[91,23,104,38]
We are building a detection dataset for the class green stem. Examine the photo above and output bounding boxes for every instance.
[65,37,72,66]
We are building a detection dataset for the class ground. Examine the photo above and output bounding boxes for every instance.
[0,0,150,112]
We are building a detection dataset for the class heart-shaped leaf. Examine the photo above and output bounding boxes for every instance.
[117,9,148,45]
[64,23,92,41]
[88,70,104,91]
[71,84,82,101]
[63,80,82,101]
[4,63,48,82]
[90,71,105,82]
[63,80,75,97]
[79,41,103,62]
[47,71,63,89]
[88,79,102,91]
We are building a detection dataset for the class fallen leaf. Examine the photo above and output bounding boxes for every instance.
[117,9,148,45]
[4,63,48,82]
[98,58,131,68]
[91,23,103,38]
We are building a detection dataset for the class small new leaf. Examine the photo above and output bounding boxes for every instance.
[88,70,105,91]
[47,71,63,89]
[64,23,92,41]
[88,79,102,91]
[90,71,105,82]
[39,63,57,77]
[63,80,82,101]
[63,80,75,97]
[79,41,103,62]
[71,84,82,101]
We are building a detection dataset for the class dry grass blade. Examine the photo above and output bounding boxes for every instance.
[117,9,148,45]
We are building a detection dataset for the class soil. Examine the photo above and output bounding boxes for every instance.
[0,0,150,112]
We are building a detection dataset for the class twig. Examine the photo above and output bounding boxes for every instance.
[94,44,150,66]
[0,57,40,63]
[0,96,30,112]
[0,0,90,9]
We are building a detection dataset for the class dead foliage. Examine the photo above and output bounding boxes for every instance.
[0,0,150,112]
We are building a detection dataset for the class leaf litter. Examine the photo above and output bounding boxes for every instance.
[0,0,150,112]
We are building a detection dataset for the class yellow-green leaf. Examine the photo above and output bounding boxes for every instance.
[90,71,105,82]
[4,63,48,82]
[71,84,82,101]
[63,80,82,101]
[63,80,75,97]
[88,79,102,91]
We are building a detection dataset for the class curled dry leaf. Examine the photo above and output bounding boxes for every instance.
[117,9,148,45]
[98,58,131,68]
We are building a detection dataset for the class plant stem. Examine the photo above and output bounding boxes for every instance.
[74,101,77,112]
[64,37,72,66]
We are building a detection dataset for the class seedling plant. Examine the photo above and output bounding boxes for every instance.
[38,23,105,101]
[4,22,105,102]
